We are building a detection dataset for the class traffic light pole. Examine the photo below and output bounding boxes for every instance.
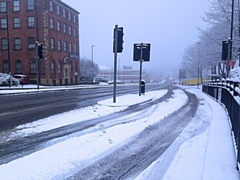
[139,43,143,96]
[35,42,39,90]
[227,38,231,78]
[113,25,118,103]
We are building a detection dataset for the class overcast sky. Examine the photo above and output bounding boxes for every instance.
[62,0,210,74]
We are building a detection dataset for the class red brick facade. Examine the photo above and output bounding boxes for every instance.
[0,0,80,85]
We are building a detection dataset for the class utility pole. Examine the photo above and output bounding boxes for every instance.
[139,43,143,96]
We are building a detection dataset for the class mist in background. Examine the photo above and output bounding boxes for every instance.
[62,0,210,76]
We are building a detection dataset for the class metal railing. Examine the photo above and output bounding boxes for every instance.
[202,79,240,170]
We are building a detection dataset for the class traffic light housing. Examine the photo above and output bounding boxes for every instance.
[113,27,124,53]
[133,45,141,61]
[38,44,43,59]
[222,41,228,60]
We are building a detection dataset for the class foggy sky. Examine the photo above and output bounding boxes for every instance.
[62,0,210,74]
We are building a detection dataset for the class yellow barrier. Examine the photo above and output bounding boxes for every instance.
[185,79,207,85]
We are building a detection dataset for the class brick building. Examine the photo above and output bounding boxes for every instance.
[0,0,80,85]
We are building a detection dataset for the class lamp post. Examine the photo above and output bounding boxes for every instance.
[91,45,95,63]
[36,0,40,89]
[197,42,200,88]
[91,45,94,82]
[6,1,11,74]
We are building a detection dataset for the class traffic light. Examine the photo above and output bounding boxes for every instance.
[117,27,123,52]
[113,27,124,53]
[38,44,43,59]
[222,41,228,60]
[133,44,141,61]
[142,44,150,61]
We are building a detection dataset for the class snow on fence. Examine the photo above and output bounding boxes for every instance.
[202,79,240,171]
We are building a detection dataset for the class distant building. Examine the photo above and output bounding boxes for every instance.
[97,65,112,81]
[97,65,149,83]
[0,0,80,85]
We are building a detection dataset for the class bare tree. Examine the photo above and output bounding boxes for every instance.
[181,0,240,79]
[80,57,99,81]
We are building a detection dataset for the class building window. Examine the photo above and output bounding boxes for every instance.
[56,5,60,15]
[57,21,61,31]
[28,17,35,28]
[3,59,9,73]
[13,1,20,12]
[73,15,76,23]
[51,60,55,74]
[69,43,72,52]
[1,38,8,50]
[74,44,77,53]
[69,26,72,35]
[15,59,22,73]
[63,23,66,33]
[63,41,67,51]
[50,18,54,29]
[68,12,71,21]
[74,61,77,72]
[28,37,35,49]
[73,28,76,37]
[69,61,72,73]
[27,0,34,10]
[0,2,6,12]
[14,38,21,50]
[13,18,20,28]
[50,38,55,50]
[30,59,36,74]
[1,18,7,29]
[58,60,62,74]
[49,1,53,12]
[57,40,61,51]
[63,8,66,18]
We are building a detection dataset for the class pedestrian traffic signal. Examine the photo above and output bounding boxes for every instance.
[38,44,43,59]
[133,43,151,61]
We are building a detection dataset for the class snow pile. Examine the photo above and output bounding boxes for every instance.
[230,67,240,81]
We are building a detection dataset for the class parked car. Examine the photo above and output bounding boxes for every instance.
[13,74,29,85]
[0,73,19,86]
[94,78,108,83]
[108,80,124,84]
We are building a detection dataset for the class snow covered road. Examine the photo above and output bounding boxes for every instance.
[0,88,195,179]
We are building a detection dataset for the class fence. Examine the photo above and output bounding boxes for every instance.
[202,79,240,170]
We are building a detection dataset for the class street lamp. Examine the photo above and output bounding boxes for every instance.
[91,45,95,82]
[6,1,11,74]
[197,42,200,88]
[91,45,95,62]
